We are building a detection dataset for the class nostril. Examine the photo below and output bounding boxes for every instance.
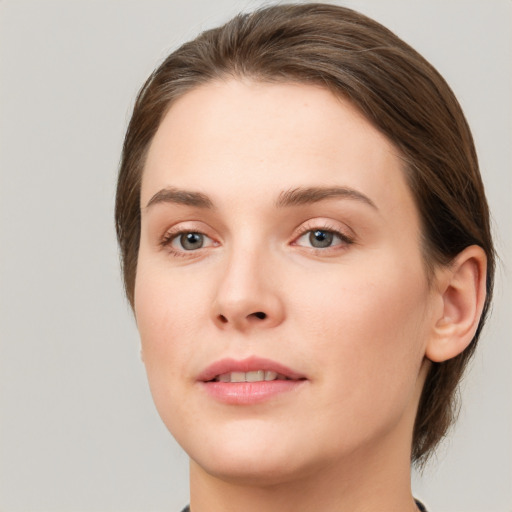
[217,312,267,324]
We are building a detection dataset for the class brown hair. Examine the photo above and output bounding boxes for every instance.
[115,3,495,465]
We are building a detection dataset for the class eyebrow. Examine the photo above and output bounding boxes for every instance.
[275,186,377,209]
[144,185,377,211]
[145,187,214,209]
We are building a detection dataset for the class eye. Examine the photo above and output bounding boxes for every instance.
[294,228,353,250]
[176,232,205,250]
[307,230,335,248]
[161,230,217,254]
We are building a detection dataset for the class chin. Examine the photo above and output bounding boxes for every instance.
[180,420,320,486]
[192,449,312,487]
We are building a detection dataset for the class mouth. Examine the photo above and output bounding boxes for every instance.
[198,356,306,383]
[197,357,307,405]
[212,370,295,383]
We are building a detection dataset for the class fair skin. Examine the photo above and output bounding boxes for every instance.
[135,80,486,512]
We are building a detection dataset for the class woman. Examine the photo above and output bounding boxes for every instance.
[115,4,494,511]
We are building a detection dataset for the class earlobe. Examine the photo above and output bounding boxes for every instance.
[426,245,487,363]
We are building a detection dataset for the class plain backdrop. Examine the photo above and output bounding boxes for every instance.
[0,1,510,511]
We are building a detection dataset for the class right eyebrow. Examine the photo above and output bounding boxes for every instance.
[275,185,378,210]
[144,187,214,210]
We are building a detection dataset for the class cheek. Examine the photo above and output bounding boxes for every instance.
[134,261,208,377]
[133,264,208,434]
[136,252,209,325]
[295,262,429,343]
[291,258,431,413]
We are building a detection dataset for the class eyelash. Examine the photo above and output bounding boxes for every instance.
[159,228,216,258]
[159,223,354,257]
[292,223,354,251]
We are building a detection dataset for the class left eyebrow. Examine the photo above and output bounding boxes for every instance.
[275,186,378,210]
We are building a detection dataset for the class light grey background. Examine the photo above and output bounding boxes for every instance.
[0,1,510,511]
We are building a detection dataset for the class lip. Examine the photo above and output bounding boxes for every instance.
[197,356,306,382]
[197,356,307,405]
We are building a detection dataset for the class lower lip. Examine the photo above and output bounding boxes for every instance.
[200,380,305,405]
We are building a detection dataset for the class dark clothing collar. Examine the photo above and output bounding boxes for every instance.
[181,499,428,511]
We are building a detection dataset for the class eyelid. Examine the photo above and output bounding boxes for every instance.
[291,219,355,249]
[159,222,219,255]
[169,231,215,249]
[156,218,354,257]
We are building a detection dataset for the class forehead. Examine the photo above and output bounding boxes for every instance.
[141,79,414,218]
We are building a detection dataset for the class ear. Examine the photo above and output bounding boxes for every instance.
[426,245,487,363]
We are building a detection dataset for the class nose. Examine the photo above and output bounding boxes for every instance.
[211,247,285,331]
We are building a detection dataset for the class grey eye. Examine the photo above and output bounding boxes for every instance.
[179,232,204,250]
[309,230,334,248]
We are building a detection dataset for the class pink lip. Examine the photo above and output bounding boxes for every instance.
[197,356,307,405]
[197,356,305,382]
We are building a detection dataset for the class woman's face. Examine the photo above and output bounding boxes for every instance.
[135,80,436,483]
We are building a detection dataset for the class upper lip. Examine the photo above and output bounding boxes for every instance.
[197,356,306,382]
